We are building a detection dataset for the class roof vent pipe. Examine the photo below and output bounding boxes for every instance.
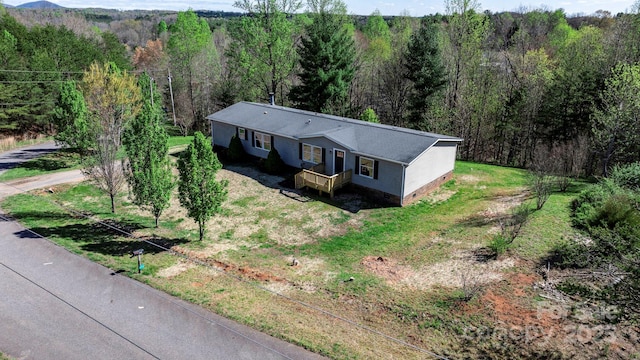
[269,92,275,106]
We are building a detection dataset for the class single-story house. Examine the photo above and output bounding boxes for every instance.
[207,101,462,206]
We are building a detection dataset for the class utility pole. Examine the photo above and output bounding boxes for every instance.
[168,68,177,126]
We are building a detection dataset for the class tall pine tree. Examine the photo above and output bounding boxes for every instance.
[289,0,356,115]
[405,21,447,128]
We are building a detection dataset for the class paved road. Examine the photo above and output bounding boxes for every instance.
[0,143,325,360]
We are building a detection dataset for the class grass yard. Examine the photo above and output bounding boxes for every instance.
[0,136,194,182]
[2,160,637,359]
[0,148,82,182]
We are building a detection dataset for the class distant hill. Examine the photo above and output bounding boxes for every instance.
[16,1,64,8]
[2,3,16,7]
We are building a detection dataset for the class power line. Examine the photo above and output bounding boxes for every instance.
[0,80,69,83]
[0,69,84,74]
[0,178,449,360]
[0,103,55,106]
[0,68,171,75]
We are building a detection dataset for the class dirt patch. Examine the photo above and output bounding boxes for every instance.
[425,189,456,203]
[457,174,481,183]
[157,260,195,278]
[172,246,289,284]
[459,271,640,359]
[361,251,515,290]
[209,166,364,245]
[480,191,529,220]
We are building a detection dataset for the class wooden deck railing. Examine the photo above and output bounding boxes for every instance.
[294,167,352,199]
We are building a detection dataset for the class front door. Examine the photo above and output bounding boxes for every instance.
[334,149,345,174]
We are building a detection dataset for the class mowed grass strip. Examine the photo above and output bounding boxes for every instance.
[0,148,82,182]
[2,161,578,359]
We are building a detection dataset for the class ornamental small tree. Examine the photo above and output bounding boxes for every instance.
[123,100,174,228]
[177,132,228,241]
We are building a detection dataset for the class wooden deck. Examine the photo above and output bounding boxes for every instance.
[294,165,352,199]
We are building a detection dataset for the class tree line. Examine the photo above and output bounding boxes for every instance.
[2,0,640,177]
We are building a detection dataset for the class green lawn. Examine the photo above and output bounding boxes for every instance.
[0,148,82,182]
[0,136,194,181]
[1,160,587,359]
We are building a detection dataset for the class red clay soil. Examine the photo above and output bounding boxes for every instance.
[172,246,289,284]
[360,256,412,284]
[467,272,562,331]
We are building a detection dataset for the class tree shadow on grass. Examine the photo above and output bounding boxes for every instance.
[0,148,59,171]
[15,148,79,171]
[12,212,189,257]
[18,158,70,172]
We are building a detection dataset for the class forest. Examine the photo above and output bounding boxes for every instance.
[1,0,640,178]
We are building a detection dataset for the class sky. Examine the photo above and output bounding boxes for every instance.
[4,0,637,17]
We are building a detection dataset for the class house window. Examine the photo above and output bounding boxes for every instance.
[254,132,271,151]
[355,156,378,179]
[238,127,246,140]
[359,157,375,178]
[302,143,323,164]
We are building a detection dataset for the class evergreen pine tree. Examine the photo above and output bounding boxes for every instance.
[405,21,447,128]
[290,0,356,115]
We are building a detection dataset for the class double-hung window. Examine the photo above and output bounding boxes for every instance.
[359,157,375,178]
[355,156,378,179]
[302,143,323,164]
[254,132,271,151]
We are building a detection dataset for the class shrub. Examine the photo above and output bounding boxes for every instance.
[227,135,246,162]
[571,180,620,229]
[559,162,640,320]
[571,178,640,231]
[609,162,640,190]
[263,147,285,174]
[488,203,532,256]
[529,171,553,209]
[552,240,591,268]
[488,234,511,255]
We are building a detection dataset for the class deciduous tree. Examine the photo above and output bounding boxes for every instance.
[177,131,228,241]
[360,107,379,123]
[81,61,142,213]
[123,98,174,228]
[53,80,93,153]
[228,0,302,104]
[591,63,640,176]
[167,10,218,131]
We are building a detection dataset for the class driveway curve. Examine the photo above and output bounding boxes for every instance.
[0,143,325,360]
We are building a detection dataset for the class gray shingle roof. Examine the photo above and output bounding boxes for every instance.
[207,102,462,165]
